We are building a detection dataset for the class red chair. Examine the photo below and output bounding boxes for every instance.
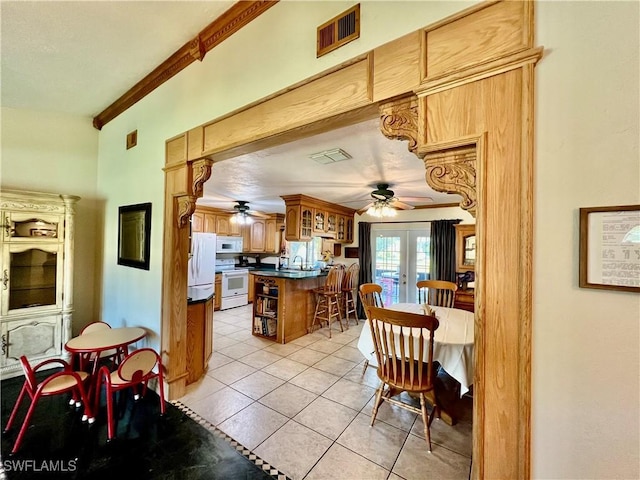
[94,348,166,441]
[3,356,94,454]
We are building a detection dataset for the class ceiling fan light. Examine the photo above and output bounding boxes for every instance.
[366,200,397,218]
[231,212,252,225]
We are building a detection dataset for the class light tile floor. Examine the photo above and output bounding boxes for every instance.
[178,304,472,480]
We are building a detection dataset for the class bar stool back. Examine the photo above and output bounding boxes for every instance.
[311,264,345,338]
[342,263,360,326]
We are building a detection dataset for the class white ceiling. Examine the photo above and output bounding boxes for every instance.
[1,1,234,117]
[1,1,460,213]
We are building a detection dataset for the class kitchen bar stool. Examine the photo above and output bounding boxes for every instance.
[341,263,360,326]
[311,264,345,339]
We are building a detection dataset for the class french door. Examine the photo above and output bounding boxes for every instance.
[372,225,430,305]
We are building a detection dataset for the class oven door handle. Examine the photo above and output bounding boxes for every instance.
[222,271,248,278]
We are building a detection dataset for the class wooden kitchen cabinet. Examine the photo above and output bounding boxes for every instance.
[216,216,230,235]
[249,220,266,252]
[214,274,222,311]
[248,274,255,303]
[191,212,204,233]
[203,213,216,233]
[192,206,241,235]
[281,194,355,243]
[326,212,337,235]
[186,294,213,385]
[229,219,242,236]
[265,219,277,253]
[265,214,284,254]
[313,209,326,234]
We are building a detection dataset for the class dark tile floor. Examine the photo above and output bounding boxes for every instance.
[0,372,275,479]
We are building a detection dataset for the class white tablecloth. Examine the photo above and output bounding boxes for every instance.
[356,303,474,396]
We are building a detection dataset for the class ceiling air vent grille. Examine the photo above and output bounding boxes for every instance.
[317,4,360,58]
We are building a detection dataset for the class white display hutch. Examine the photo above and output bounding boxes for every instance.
[0,190,79,379]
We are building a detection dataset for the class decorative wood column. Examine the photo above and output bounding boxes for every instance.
[162,133,214,400]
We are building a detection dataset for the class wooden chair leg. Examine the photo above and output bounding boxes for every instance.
[420,392,433,453]
[370,384,385,427]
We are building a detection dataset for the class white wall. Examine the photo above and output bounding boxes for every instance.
[0,107,99,333]
[533,2,639,478]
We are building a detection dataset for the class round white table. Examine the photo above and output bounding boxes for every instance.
[65,327,146,374]
[356,303,474,396]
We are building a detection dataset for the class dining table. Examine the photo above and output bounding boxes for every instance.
[356,303,474,424]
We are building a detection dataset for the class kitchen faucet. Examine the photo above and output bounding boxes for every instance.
[292,255,304,270]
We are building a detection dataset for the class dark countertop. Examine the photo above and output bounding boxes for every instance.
[187,286,214,304]
[250,269,328,280]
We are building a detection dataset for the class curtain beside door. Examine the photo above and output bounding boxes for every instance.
[429,219,461,283]
[356,222,372,319]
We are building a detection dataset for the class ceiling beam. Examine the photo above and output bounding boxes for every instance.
[92,0,279,130]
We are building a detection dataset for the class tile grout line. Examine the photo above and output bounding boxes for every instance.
[204,309,470,478]
[172,400,292,480]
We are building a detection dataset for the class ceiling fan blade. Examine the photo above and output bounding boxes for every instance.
[357,202,375,215]
[390,199,415,210]
[249,210,270,219]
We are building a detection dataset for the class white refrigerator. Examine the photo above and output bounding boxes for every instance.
[188,232,217,293]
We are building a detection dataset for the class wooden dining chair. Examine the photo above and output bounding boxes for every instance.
[3,356,94,454]
[94,348,166,441]
[311,264,346,338]
[365,305,440,451]
[341,263,360,326]
[78,321,125,371]
[416,279,458,307]
[358,283,385,374]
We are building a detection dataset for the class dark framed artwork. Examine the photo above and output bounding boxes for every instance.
[579,204,640,292]
[117,202,152,270]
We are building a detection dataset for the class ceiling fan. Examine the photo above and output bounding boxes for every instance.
[356,183,430,216]
[225,201,269,223]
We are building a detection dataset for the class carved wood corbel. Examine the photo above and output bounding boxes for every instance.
[191,158,214,198]
[379,97,478,217]
[176,195,198,228]
[422,148,477,217]
[379,96,418,154]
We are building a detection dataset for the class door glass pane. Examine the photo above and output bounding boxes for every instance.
[374,236,401,305]
[415,235,431,300]
[9,248,57,310]
[9,218,58,239]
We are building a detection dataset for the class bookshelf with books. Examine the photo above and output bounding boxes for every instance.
[250,272,326,344]
[253,279,280,340]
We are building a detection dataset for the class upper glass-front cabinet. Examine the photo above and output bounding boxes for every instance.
[3,212,62,241]
[2,243,64,316]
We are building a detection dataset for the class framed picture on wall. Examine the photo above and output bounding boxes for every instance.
[579,204,640,292]
[117,202,152,270]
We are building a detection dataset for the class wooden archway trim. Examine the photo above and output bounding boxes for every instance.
[163,2,542,478]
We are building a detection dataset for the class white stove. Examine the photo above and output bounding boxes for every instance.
[216,259,249,310]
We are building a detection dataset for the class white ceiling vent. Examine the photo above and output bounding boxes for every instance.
[317,4,360,58]
[309,148,352,165]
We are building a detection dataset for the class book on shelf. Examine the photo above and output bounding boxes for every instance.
[266,318,277,336]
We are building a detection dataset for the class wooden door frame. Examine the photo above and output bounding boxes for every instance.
[162,2,542,478]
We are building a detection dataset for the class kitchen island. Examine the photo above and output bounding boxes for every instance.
[250,269,327,344]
